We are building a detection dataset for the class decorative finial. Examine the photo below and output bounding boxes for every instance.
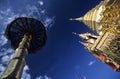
[79,33,89,40]
[69,18,74,20]
[69,17,84,22]
[75,17,84,21]
[72,32,79,36]
[79,41,84,44]
[80,42,89,47]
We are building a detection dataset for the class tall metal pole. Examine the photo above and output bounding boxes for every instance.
[0,34,32,79]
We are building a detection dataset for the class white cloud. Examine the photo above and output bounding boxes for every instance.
[26,5,55,29]
[0,4,55,30]
[76,76,80,79]
[0,64,6,75]
[41,10,45,14]
[0,49,13,76]
[0,8,20,30]
[83,75,87,79]
[0,48,14,57]
[0,15,3,19]
[0,35,8,47]
[38,1,44,6]
[1,55,10,63]
[21,65,31,79]
[76,75,87,79]
[88,60,96,66]
[44,17,55,29]
[36,75,51,79]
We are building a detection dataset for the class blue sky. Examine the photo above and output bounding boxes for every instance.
[0,0,120,79]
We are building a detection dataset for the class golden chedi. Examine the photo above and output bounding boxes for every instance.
[72,0,120,71]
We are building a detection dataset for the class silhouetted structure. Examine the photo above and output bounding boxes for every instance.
[0,17,47,79]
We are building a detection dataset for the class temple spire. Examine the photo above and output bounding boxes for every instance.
[79,33,89,40]
[69,17,84,22]
[80,42,89,47]
[71,0,120,72]
[80,41,92,51]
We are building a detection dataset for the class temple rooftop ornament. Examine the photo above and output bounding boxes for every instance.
[72,0,120,71]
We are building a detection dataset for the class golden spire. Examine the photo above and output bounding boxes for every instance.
[79,33,89,40]
[71,0,120,34]
[69,17,84,22]
[80,42,89,47]
[72,32,90,40]
[72,32,87,38]
[80,41,92,51]
[72,32,79,36]
[70,1,107,34]
[72,0,120,72]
